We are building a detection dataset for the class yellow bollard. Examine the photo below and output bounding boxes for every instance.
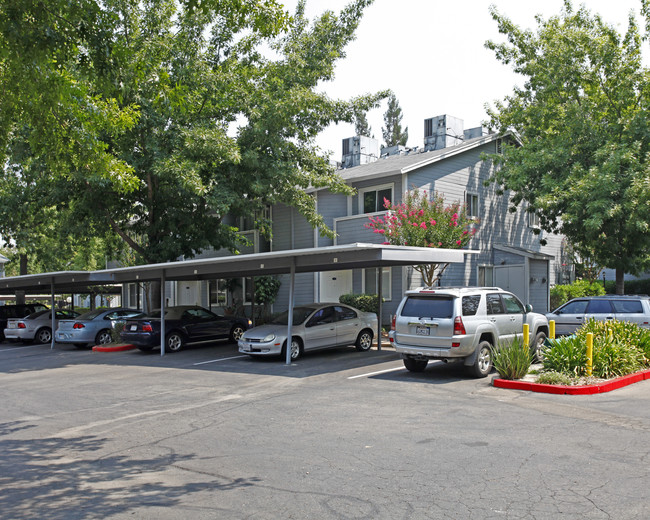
[523,323,529,348]
[586,332,593,376]
[608,327,613,340]
[549,320,555,340]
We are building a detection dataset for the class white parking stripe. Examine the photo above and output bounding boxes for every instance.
[193,355,248,366]
[348,366,405,379]
[0,344,46,352]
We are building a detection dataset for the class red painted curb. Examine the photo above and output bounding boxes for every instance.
[493,368,650,395]
[92,344,136,352]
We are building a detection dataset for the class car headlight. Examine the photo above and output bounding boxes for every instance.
[263,333,275,342]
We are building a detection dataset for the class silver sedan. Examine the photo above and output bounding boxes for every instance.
[238,303,378,361]
[56,307,143,347]
[4,309,80,344]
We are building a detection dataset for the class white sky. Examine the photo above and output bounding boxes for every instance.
[283,0,647,160]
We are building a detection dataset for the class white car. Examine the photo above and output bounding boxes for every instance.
[239,303,377,361]
[4,309,80,344]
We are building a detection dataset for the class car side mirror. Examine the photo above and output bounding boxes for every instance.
[525,304,533,313]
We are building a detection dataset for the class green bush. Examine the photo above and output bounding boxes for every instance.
[550,280,605,310]
[536,371,574,385]
[543,320,650,378]
[339,293,381,314]
[492,338,533,380]
[604,278,650,295]
[111,322,125,343]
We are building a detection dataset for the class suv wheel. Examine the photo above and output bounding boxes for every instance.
[531,332,547,362]
[403,357,428,372]
[468,341,492,378]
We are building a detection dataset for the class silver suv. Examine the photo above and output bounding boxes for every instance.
[547,295,650,336]
[389,287,549,377]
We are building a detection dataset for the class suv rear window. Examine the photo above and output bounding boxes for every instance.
[401,296,453,319]
[611,300,644,313]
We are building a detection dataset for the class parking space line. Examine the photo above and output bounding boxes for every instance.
[0,344,47,353]
[193,355,248,366]
[348,366,404,379]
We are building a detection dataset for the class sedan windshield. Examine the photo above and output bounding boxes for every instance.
[271,307,317,326]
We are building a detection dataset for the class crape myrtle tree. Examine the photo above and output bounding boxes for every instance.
[365,189,477,286]
[485,1,650,294]
[0,0,387,275]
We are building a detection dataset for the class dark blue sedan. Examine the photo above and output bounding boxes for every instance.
[121,305,252,352]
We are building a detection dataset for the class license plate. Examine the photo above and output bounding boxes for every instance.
[7,324,15,329]
[416,326,430,336]
[130,325,137,331]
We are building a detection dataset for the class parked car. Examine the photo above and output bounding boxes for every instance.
[238,303,378,361]
[55,307,143,347]
[4,309,80,344]
[390,287,549,378]
[121,305,252,352]
[0,303,49,341]
[547,295,650,336]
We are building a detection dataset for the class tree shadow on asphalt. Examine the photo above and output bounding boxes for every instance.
[0,420,260,520]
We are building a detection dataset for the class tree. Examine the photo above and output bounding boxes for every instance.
[485,1,650,294]
[381,93,408,147]
[0,0,387,271]
[365,189,477,286]
[353,110,372,137]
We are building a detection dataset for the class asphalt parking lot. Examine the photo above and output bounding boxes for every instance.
[1,338,650,519]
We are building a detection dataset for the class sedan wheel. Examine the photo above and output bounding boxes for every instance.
[230,325,245,343]
[95,329,113,345]
[355,330,373,351]
[36,328,52,344]
[282,338,302,361]
[166,332,185,353]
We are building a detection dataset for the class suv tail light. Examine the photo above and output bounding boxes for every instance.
[453,316,466,335]
[391,315,396,330]
[73,323,85,329]
[142,324,153,333]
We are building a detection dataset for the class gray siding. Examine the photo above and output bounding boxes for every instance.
[316,191,348,247]
[275,272,315,309]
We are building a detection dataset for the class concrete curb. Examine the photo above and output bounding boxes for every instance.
[493,368,650,395]
[92,344,136,353]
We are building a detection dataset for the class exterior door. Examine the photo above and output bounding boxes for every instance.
[319,270,352,303]
[495,265,526,303]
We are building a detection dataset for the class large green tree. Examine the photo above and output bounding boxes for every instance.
[0,0,386,269]
[485,1,650,294]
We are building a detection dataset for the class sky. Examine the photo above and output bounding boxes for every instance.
[282,0,647,161]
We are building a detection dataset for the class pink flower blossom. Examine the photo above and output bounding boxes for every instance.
[456,240,462,245]
[438,242,442,246]
[420,222,427,229]
[418,209,424,216]
[412,222,418,227]
[378,229,385,234]
[430,219,436,225]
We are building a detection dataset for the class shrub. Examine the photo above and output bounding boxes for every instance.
[339,293,381,314]
[604,278,650,295]
[536,371,574,385]
[492,338,533,380]
[542,336,588,376]
[111,322,125,343]
[550,280,605,310]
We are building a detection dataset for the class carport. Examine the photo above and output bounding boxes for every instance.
[0,243,477,363]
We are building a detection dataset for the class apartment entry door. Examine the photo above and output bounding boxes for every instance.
[319,270,352,303]
[494,265,525,303]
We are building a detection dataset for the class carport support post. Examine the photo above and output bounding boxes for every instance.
[377,269,382,351]
[285,260,295,365]
[160,270,166,356]
[50,279,55,350]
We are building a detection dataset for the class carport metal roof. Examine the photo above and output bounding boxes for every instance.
[0,243,478,361]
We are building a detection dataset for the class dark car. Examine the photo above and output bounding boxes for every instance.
[121,305,252,352]
[0,303,49,341]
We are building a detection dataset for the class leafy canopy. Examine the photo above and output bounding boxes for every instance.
[485,1,650,292]
[0,0,387,268]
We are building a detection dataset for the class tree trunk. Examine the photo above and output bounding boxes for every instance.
[615,268,625,295]
[16,254,28,305]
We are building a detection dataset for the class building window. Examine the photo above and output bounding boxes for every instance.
[478,266,494,287]
[362,267,391,301]
[359,184,393,213]
[465,193,479,218]
[528,208,540,228]
[209,279,228,309]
